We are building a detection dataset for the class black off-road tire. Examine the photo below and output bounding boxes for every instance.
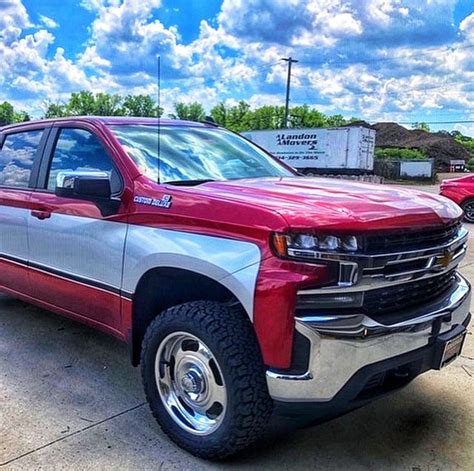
[140,301,273,460]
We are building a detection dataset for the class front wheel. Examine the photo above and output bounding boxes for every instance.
[461,198,474,223]
[140,301,272,459]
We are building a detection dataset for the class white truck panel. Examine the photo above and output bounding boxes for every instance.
[242,126,375,172]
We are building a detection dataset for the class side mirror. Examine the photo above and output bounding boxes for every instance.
[56,171,111,199]
[55,171,120,216]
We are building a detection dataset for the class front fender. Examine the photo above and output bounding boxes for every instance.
[122,225,262,318]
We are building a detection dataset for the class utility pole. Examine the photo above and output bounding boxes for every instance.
[281,56,298,128]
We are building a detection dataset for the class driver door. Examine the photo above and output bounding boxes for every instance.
[28,125,127,333]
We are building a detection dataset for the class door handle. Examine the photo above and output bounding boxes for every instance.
[31,209,51,220]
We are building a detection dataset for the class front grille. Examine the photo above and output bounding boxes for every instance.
[363,270,456,316]
[364,221,461,254]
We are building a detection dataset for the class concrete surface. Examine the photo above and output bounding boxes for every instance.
[1,181,474,470]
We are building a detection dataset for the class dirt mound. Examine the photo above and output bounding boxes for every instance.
[372,122,471,170]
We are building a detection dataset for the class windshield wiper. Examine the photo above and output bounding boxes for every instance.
[164,179,217,186]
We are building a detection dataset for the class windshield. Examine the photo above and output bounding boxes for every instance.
[109,125,294,184]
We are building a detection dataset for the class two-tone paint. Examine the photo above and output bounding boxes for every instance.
[0,117,465,371]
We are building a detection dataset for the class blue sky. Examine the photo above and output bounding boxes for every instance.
[1,0,474,135]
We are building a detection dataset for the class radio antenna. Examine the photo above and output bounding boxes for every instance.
[156,54,161,184]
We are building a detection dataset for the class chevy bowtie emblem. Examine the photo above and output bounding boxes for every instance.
[440,251,454,268]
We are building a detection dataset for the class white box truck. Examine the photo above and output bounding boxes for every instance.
[242,126,376,175]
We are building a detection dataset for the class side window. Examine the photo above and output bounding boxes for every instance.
[47,128,121,194]
[0,129,43,188]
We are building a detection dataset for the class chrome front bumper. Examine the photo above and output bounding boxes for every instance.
[266,272,471,402]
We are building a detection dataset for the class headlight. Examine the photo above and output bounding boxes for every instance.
[272,232,359,259]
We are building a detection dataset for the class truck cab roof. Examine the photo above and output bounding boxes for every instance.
[0,116,214,132]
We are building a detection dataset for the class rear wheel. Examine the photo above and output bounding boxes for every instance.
[461,198,474,223]
[140,301,272,459]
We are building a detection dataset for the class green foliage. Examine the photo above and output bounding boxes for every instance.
[0,101,14,125]
[5,92,362,131]
[412,122,430,132]
[288,105,326,128]
[467,158,474,172]
[210,102,358,132]
[0,101,30,126]
[14,111,30,122]
[170,102,206,121]
[375,147,428,160]
[44,91,163,118]
[210,101,256,132]
[223,101,253,131]
[122,94,162,117]
[44,103,67,118]
[451,130,474,155]
[249,104,284,130]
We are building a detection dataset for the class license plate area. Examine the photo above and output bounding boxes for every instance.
[433,325,466,369]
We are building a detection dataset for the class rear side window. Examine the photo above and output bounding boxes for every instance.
[47,128,121,194]
[0,130,43,188]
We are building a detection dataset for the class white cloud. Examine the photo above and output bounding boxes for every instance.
[0,0,473,137]
[0,0,31,43]
[39,14,59,29]
[219,0,363,47]
[78,0,182,77]
[460,13,474,41]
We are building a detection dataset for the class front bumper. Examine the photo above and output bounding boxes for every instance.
[266,272,471,403]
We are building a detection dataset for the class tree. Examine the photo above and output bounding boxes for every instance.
[14,111,30,122]
[44,102,68,118]
[210,103,228,127]
[0,102,15,125]
[375,147,427,160]
[92,92,123,116]
[0,101,30,126]
[67,91,98,115]
[325,114,346,127]
[211,101,252,131]
[451,130,474,155]
[289,105,327,128]
[122,94,163,117]
[412,122,430,132]
[170,102,205,121]
[225,101,252,132]
[64,91,123,116]
[249,105,284,130]
[43,91,162,118]
[38,92,362,132]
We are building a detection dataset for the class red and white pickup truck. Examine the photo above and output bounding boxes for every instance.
[0,117,470,459]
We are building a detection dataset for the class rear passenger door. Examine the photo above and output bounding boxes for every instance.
[28,124,128,333]
[0,126,49,294]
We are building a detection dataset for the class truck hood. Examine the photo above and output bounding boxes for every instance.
[193,177,462,231]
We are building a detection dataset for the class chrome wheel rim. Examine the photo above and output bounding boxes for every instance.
[155,332,227,435]
[463,202,474,223]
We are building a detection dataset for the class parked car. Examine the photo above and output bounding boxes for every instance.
[440,174,474,223]
[0,117,471,459]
